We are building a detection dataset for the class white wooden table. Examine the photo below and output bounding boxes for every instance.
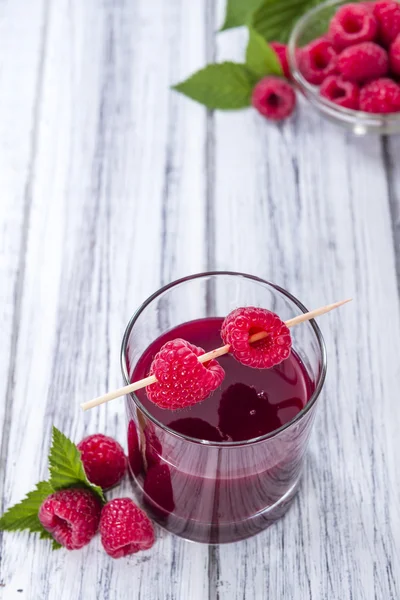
[1,1,400,599]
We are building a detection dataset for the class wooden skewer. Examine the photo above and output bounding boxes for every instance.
[81,299,351,411]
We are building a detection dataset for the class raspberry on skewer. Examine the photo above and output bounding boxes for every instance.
[146,338,225,410]
[220,307,292,369]
[81,299,351,411]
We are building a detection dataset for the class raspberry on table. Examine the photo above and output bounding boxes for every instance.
[100,498,155,558]
[359,77,400,112]
[270,42,290,79]
[251,76,296,121]
[373,1,400,46]
[338,41,388,82]
[328,3,378,51]
[299,38,338,85]
[221,307,292,369]
[77,433,127,490]
[146,338,225,410]
[127,421,143,476]
[390,33,400,76]
[320,75,360,109]
[39,488,101,550]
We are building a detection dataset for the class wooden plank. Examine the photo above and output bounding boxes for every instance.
[212,26,400,594]
[0,0,211,598]
[1,0,400,597]
[0,0,49,591]
[0,0,48,462]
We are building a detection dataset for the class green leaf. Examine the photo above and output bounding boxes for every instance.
[246,28,283,79]
[250,0,324,44]
[173,62,257,110]
[0,481,61,550]
[0,481,54,533]
[49,427,105,504]
[0,428,104,551]
[40,528,54,540]
[220,0,264,30]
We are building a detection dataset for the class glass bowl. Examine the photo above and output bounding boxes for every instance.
[288,0,400,135]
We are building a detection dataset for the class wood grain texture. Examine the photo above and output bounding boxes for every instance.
[0,0,400,599]
[0,0,48,489]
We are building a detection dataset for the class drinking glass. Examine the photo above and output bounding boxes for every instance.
[121,272,327,544]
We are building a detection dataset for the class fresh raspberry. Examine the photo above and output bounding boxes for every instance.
[146,338,225,410]
[359,77,400,112]
[143,464,175,517]
[251,77,296,121]
[77,434,127,490]
[221,307,292,369]
[127,421,143,476]
[218,383,281,441]
[390,33,400,75]
[168,417,225,442]
[373,1,400,46]
[39,488,101,550]
[299,38,338,85]
[338,42,388,82]
[100,498,155,558]
[328,4,378,51]
[320,75,360,109]
[270,42,290,79]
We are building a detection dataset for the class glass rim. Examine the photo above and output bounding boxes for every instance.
[120,271,327,448]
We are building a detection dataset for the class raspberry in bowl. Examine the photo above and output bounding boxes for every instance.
[288,0,400,134]
[121,272,327,544]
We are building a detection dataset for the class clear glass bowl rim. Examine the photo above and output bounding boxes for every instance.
[288,0,400,129]
[121,271,328,448]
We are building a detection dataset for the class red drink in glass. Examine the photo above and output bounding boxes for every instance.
[122,273,326,543]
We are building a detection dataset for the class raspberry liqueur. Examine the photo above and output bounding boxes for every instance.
[128,315,316,543]
[133,317,313,441]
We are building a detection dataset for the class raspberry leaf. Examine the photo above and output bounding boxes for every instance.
[249,0,324,44]
[48,427,105,504]
[0,481,62,550]
[0,481,54,534]
[172,62,257,110]
[246,28,283,78]
[0,428,103,550]
[220,0,264,31]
